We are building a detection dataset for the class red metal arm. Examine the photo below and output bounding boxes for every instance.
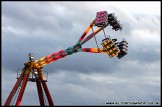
[36,81,45,106]
[4,70,25,106]
[78,20,95,43]
[81,48,107,54]
[36,68,54,106]
[34,26,107,68]
[34,49,68,68]
[80,26,104,45]
[41,82,54,106]
[15,69,31,106]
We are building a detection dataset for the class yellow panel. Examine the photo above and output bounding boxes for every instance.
[113,53,116,56]
[111,50,120,56]
[113,48,117,51]
[101,43,104,46]
[109,50,113,53]
[106,46,110,49]
[115,51,120,55]
[102,39,112,45]
[111,53,115,57]
[109,43,113,47]
[101,43,107,47]
[103,42,107,45]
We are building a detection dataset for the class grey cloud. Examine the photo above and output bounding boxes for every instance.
[2,2,160,105]
[46,69,160,105]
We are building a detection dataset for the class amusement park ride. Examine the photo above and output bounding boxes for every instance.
[4,11,128,106]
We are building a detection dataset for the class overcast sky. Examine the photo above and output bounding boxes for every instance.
[2,1,161,106]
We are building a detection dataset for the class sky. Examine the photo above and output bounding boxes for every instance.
[1,1,161,106]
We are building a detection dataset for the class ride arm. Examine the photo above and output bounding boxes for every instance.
[77,20,95,43]
[34,48,71,68]
[80,26,106,45]
[34,49,66,68]
[34,44,82,68]
[81,48,107,54]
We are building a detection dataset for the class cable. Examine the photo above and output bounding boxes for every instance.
[92,27,100,52]
[102,29,107,39]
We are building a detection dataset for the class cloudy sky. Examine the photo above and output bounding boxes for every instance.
[2,1,161,106]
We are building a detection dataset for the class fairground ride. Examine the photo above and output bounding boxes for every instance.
[4,11,128,106]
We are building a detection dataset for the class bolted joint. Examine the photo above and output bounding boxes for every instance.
[24,62,31,67]
[66,47,74,55]
[24,62,34,69]
[73,44,82,53]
